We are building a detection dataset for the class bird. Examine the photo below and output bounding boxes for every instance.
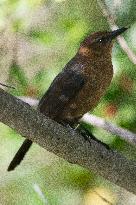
[7,27,128,171]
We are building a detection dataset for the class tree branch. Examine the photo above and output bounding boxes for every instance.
[0,88,136,195]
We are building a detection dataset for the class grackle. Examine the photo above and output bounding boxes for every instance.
[7,27,128,171]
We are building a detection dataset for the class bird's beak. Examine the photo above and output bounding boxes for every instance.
[108,27,128,40]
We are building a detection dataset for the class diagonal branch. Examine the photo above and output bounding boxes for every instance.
[0,88,136,194]
[97,0,136,64]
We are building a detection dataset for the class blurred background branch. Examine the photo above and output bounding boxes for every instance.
[98,0,136,64]
[81,113,136,146]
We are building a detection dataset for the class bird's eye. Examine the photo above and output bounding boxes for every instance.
[95,38,104,44]
[96,38,103,43]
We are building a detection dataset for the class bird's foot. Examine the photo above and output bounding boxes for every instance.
[61,122,74,131]
[61,122,80,130]
[76,126,93,145]
[61,122,110,150]
[76,125,110,150]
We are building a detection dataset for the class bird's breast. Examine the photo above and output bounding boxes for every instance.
[61,60,113,123]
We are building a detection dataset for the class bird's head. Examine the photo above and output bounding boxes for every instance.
[79,27,128,57]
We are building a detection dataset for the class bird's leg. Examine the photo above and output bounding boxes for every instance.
[74,123,80,130]
[61,121,82,134]
[75,124,93,144]
[61,122,91,141]
[61,122,74,130]
[61,121,110,150]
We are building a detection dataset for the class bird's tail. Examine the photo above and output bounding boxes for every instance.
[7,139,33,171]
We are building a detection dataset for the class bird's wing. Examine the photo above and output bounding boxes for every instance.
[38,65,85,119]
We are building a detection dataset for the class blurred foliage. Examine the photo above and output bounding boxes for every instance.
[0,0,136,204]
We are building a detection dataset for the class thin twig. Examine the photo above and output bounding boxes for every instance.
[0,82,15,89]
[97,0,136,64]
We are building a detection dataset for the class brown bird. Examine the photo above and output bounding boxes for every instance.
[7,27,127,171]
